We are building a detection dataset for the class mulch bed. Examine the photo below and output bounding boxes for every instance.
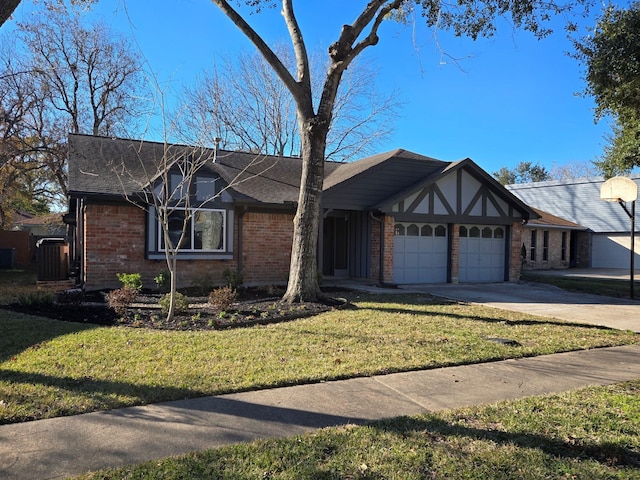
[3,288,349,331]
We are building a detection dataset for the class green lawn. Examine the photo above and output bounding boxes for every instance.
[521,271,640,299]
[74,380,640,479]
[1,292,638,424]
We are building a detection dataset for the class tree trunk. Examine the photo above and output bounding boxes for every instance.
[282,117,327,303]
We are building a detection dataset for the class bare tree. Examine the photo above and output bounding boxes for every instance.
[549,160,597,180]
[0,6,145,209]
[113,95,273,321]
[124,143,219,322]
[209,0,588,303]
[182,44,400,160]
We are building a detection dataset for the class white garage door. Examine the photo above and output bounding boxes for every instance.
[458,225,505,282]
[393,223,448,284]
[592,234,640,268]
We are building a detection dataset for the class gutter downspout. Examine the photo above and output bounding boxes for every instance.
[370,211,384,285]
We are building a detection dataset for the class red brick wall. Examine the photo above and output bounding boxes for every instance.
[241,211,293,285]
[521,226,574,271]
[370,215,395,284]
[509,221,524,281]
[82,204,293,290]
[381,215,394,283]
[83,204,242,289]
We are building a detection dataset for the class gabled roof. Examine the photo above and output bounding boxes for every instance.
[507,176,640,233]
[370,157,536,218]
[323,149,448,210]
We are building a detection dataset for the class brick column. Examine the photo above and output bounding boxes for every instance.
[509,221,524,281]
[381,215,395,284]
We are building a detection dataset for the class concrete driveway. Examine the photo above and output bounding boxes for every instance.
[405,282,640,333]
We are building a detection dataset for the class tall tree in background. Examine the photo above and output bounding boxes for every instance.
[182,44,401,161]
[210,0,590,303]
[493,161,552,185]
[0,0,96,29]
[575,1,640,176]
[0,5,145,211]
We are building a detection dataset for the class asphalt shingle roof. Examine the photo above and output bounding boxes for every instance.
[527,208,585,230]
[507,176,640,233]
[68,134,329,205]
[68,134,534,218]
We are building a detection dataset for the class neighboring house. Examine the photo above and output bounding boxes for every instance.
[11,212,67,237]
[5,212,67,265]
[66,134,537,290]
[521,208,587,270]
[508,176,640,269]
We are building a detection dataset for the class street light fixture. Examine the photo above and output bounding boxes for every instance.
[600,176,638,299]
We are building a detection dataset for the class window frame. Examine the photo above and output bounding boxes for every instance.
[159,207,227,253]
[146,171,234,261]
[542,230,549,262]
[530,229,537,261]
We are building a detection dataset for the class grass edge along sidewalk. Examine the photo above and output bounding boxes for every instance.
[2,291,639,425]
[71,379,640,480]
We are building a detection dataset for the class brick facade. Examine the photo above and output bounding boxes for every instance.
[82,204,293,290]
[82,204,527,290]
[240,211,294,285]
[509,221,524,281]
[521,226,573,271]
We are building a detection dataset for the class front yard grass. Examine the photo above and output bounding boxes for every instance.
[74,379,640,479]
[521,271,640,299]
[1,292,638,425]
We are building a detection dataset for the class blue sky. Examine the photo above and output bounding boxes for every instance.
[9,0,627,175]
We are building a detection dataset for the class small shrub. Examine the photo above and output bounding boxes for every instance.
[154,270,170,292]
[117,273,143,291]
[222,267,243,289]
[208,286,237,310]
[17,290,54,307]
[106,287,138,315]
[158,292,189,315]
[55,288,84,306]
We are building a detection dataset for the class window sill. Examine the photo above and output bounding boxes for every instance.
[147,253,234,261]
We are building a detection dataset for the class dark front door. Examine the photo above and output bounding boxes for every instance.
[570,230,578,267]
[323,216,349,277]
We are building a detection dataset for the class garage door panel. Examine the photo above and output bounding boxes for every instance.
[394,223,448,284]
[459,225,505,283]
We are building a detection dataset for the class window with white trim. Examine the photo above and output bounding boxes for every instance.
[159,208,226,252]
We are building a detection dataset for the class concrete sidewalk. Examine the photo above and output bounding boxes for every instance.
[1,345,640,480]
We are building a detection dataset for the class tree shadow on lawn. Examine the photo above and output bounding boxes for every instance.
[0,312,99,364]
[351,293,620,331]
[0,368,208,424]
[373,415,640,469]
